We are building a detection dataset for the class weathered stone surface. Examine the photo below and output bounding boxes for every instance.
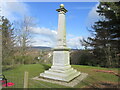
[34,73,88,87]
[40,4,81,82]
[40,51,80,82]
[40,65,81,82]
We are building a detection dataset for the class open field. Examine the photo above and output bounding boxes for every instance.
[2,64,120,88]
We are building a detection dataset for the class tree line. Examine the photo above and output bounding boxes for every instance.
[1,16,52,66]
[80,2,120,68]
[1,16,38,65]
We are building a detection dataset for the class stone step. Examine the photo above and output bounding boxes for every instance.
[45,68,74,76]
[42,68,80,78]
[48,67,73,73]
[40,69,80,82]
[51,65,71,70]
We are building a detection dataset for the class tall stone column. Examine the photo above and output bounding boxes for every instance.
[56,4,67,48]
[40,4,80,82]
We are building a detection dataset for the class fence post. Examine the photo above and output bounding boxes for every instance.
[24,71,29,88]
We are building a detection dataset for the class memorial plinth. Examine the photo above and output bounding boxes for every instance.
[40,4,80,82]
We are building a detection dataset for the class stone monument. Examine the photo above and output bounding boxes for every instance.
[40,4,80,82]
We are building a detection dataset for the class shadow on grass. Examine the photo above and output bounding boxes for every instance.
[41,64,51,70]
[81,76,101,89]
[82,76,119,88]
[2,64,21,72]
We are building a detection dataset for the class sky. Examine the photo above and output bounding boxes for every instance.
[1,1,100,49]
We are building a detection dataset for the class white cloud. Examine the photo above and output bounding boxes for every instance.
[30,27,57,47]
[1,0,29,21]
[67,36,83,49]
[30,27,57,41]
[30,27,84,49]
[68,34,75,38]
[86,2,100,27]
[31,36,55,47]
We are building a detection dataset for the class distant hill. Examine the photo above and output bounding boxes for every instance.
[31,46,83,51]
[31,46,52,50]
[15,46,82,51]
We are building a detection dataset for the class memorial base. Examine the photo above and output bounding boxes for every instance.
[40,50,80,82]
[40,65,80,82]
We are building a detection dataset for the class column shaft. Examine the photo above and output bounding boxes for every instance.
[57,12,66,47]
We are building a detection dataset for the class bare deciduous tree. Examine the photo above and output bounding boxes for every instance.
[14,16,36,64]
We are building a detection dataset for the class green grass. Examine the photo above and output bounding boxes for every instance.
[2,64,119,88]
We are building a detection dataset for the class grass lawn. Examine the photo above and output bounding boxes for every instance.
[2,64,119,88]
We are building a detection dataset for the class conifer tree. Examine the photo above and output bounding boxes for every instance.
[83,2,120,67]
[2,16,15,65]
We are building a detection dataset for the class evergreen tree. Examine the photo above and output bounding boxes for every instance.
[83,2,120,67]
[2,16,15,65]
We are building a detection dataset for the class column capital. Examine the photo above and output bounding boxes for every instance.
[56,4,68,13]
